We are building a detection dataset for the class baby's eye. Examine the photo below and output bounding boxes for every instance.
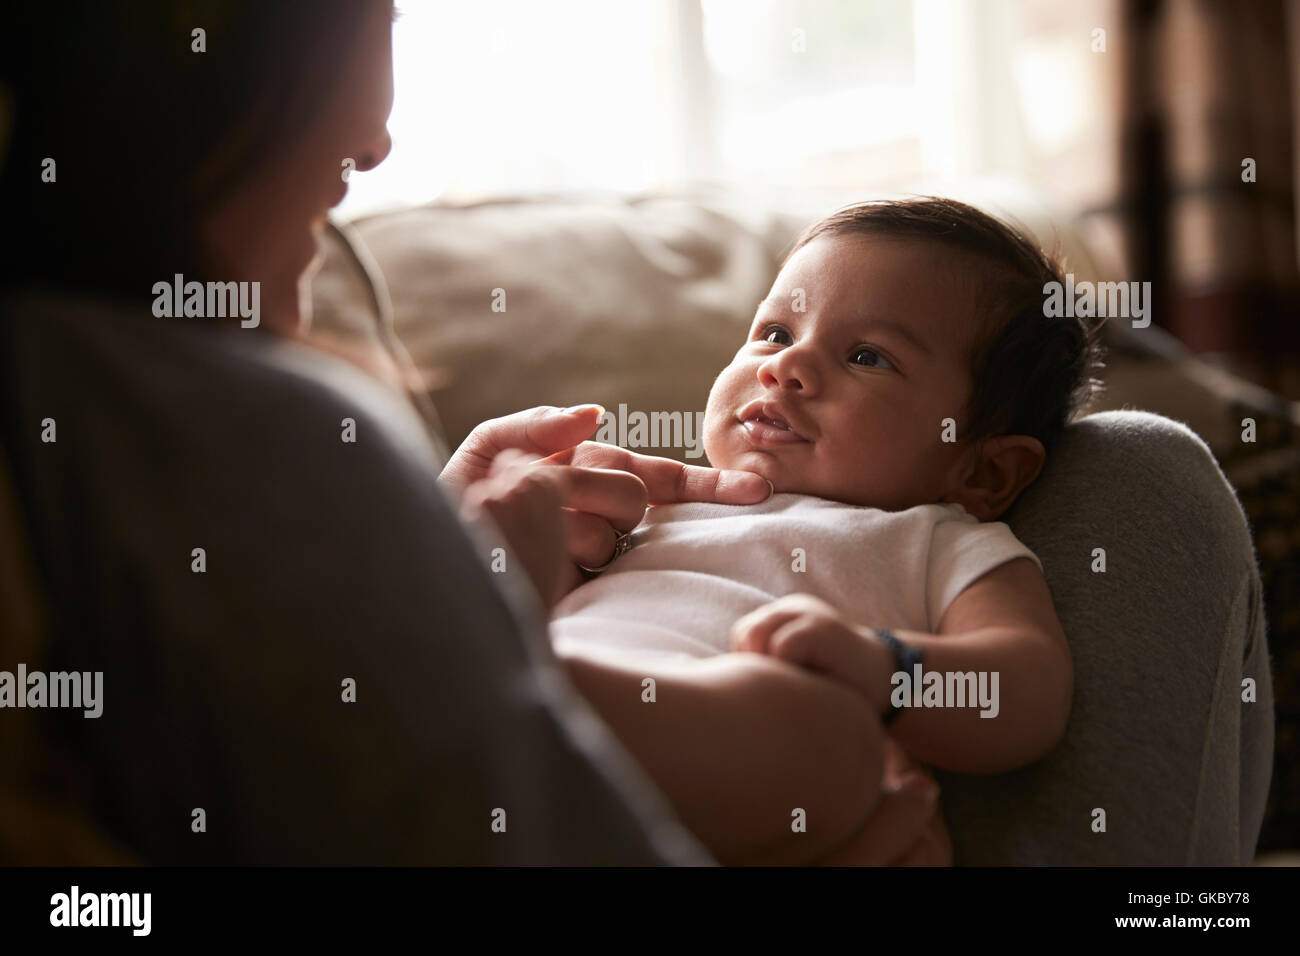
[760,325,793,346]
[850,347,895,370]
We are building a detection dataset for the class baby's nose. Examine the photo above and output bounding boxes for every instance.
[757,350,817,393]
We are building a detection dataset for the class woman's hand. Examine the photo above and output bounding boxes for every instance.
[438,405,609,496]
[458,448,575,610]
[441,405,772,590]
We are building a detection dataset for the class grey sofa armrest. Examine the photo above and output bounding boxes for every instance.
[936,410,1274,865]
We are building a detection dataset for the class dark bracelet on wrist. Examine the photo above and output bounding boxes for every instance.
[873,627,924,726]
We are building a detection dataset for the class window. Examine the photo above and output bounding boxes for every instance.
[338,0,1118,218]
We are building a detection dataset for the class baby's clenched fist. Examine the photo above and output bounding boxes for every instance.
[730,594,897,718]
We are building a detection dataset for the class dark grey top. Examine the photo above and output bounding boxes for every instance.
[0,289,711,865]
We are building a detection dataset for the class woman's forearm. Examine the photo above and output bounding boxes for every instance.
[559,649,885,865]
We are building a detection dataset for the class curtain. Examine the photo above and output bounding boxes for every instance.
[1112,0,1299,362]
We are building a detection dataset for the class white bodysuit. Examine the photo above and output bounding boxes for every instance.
[549,493,1041,661]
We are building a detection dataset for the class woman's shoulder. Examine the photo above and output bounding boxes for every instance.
[2,287,442,474]
[0,287,460,593]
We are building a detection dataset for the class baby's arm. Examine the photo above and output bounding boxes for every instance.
[887,556,1072,772]
[732,557,1073,774]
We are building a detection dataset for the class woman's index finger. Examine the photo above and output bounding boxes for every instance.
[627,456,773,505]
[553,442,772,505]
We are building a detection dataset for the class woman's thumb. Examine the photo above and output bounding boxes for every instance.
[489,404,604,456]
[543,404,605,449]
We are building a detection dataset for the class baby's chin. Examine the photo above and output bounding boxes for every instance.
[712,450,884,507]
[711,450,821,498]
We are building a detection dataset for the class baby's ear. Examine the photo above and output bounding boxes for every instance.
[946,435,1045,521]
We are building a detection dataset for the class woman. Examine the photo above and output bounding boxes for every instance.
[0,0,945,864]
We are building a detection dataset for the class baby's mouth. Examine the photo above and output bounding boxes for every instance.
[737,401,810,445]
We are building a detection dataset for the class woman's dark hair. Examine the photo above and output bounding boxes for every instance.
[788,196,1106,453]
[0,0,370,298]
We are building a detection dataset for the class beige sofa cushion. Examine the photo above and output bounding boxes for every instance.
[341,195,803,457]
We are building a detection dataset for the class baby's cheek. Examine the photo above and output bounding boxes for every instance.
[824,443,877,491]
[701,414,730,468]
[700,381,733,461]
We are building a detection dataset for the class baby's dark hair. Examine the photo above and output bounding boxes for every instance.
[787,197,1106,453]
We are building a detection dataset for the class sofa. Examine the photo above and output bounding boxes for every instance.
[309,190,1290,863]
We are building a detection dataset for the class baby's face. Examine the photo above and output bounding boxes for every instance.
[703,235,982,509]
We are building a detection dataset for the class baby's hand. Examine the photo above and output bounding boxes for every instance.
[730,594,895,718]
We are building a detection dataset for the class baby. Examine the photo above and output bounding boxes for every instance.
[550,197,1104,792]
